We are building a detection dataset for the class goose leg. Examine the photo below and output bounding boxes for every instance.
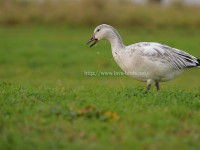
[147,79,153,91]
[147,84,151,91]
[155,82,160,91]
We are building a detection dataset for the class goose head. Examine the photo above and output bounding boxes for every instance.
[86,24,115,47]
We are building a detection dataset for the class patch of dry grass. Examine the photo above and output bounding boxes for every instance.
[0,0,200,28]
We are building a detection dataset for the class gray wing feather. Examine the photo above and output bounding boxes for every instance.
[133,42,199,70]
[160,44,198,69]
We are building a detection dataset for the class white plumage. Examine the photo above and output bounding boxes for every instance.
[87,24,200,90]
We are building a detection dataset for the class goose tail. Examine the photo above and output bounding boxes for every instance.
[197,59,200,67]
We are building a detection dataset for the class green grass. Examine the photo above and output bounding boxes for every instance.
[0,25,200,150]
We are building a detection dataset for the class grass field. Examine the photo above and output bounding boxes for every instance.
[0,25,200,150]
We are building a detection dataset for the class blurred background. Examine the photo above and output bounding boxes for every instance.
[1,0,200,28]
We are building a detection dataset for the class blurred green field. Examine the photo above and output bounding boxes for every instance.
[0,25,200,150]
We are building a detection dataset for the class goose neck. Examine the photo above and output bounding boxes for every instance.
[107,31,125,52]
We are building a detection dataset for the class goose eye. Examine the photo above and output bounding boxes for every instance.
[97,29,100,32]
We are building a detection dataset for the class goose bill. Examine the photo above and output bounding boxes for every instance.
[86,37,98,47]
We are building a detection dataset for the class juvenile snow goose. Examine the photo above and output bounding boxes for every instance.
[87,24,200,91]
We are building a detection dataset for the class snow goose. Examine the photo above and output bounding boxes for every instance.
[86,24,200,91]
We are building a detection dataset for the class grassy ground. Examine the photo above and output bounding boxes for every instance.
[0,25,200,150]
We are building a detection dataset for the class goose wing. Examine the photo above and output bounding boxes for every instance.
[132,42,199,70]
